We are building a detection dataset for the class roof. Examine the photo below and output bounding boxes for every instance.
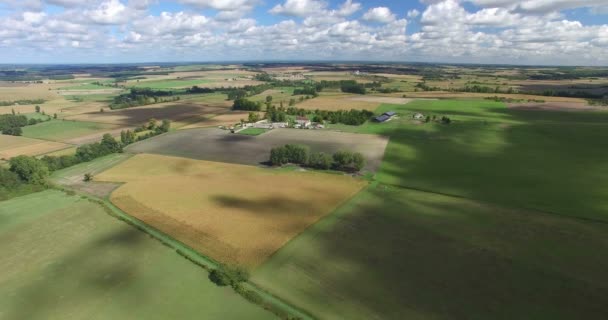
[375,115,391,122]
[296,116,310,121]
[384,111,396,116]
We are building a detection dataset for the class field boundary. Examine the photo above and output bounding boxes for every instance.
[53,185,314,320]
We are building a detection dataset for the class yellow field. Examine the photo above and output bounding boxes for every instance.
[0,135,71,160]
[297,93,381,111]
[398,91,588,103]
[178,112,252,129]
[96,154,367,268]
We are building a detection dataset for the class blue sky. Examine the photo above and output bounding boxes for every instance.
[0,0,607,65]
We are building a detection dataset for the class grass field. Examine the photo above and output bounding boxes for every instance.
[330,100,608,221]
[0,135,71,160]
[252,183,608,320]
[0,190,274,320]
[238,128,268,136]
[96,154,367,268]
[130,79,212,89]
[21,119,117,142]
[58,83,110,90]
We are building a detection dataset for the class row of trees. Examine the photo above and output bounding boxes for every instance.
[0,113,51,136]
[110,88,179,110]
[269,144,366,172]
[233,98,263,111]
[0,99,45,107]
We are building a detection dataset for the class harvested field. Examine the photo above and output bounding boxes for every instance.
[297,94,381,111]
[96,154,367,268]
[66,102,229,126]
[177,112,251,129]
[508,102,605,112]
[126,128,389,172]
[0,135,71,160]
[0,83,59,101]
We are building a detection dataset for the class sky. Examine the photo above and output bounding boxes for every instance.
[0,0,607,65]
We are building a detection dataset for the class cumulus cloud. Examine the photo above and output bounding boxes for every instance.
[270,0,327,17]
[0,0,606,65]
[362,7,397,23]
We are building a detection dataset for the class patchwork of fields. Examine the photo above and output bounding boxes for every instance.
[96,154,367,268]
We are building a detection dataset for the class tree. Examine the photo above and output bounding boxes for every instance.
[9,155,49,184]
[160,119,171,132]
[248,112,260,123]
[289,98,296,106]
[233,98,261,111]
[352,152,366,171]
[84,173,93,182]
[308,152,332,170]
[266,95,273,104]
[270,146,288,166]
[2,126,22,136]
[35,105,40,113]
[53,113,57,119]
[147,118,158,130]
[101,134,122,153]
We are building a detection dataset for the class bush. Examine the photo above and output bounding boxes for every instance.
[333,150,366,172]
[9,155,49,184]
[209,265,249,287]
[308,152,333,170]
[233,98,262,111]
[269,144,309,166]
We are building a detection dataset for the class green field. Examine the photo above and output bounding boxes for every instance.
[330,100,608,221]
[131,79,212,89]
[59,83,110,90]
[252,183,608,319]
[252,99,608,319]
[0,190,274,320]
[50,153,132,186]
[64,94,117,103]
[21,120,116,141]
[238,128,268,136]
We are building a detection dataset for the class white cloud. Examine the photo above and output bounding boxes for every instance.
[270,0,327,17]
[407,9,420,18]
[362,7,396,23]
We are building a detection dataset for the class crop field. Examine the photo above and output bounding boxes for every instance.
[397,91,588,103]
[21,119,117,142]
[0,190,274,320]
[0,83,59,101]
[252,184,608,320]
[96,154,367,268]
[126,128,390,172]
[66,102,229,126]
[296,93,381,111]
[177,112,251,129]
[0,135,71,160]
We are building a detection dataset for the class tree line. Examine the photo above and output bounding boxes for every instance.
[0,113,51,136]
[110,88,180,110]
[0,99,45,107]
[270,144,366,172]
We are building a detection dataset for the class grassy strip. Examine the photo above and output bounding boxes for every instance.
[54,186,311,320]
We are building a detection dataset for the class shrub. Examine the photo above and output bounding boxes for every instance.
[308,152,333,170]
[9,155,49,184]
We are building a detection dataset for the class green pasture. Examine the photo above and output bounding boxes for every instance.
[21,120,115,142]
[0,190,274,320]
[238,128,268,136]
[331,100,608,221]
[253,183,608,320]
[130,79,212,89]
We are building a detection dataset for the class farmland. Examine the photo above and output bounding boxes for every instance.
[252,184,608,320]
[0,190,274,320]
[2,62,608,319]
[0,135,71,160]
[95,154,367,268]
[21,119,117,142]
[125,128,390,172]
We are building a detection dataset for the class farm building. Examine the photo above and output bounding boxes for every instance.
[375,111,396,123]
[296,116,311,128]
[413,113,425,120]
